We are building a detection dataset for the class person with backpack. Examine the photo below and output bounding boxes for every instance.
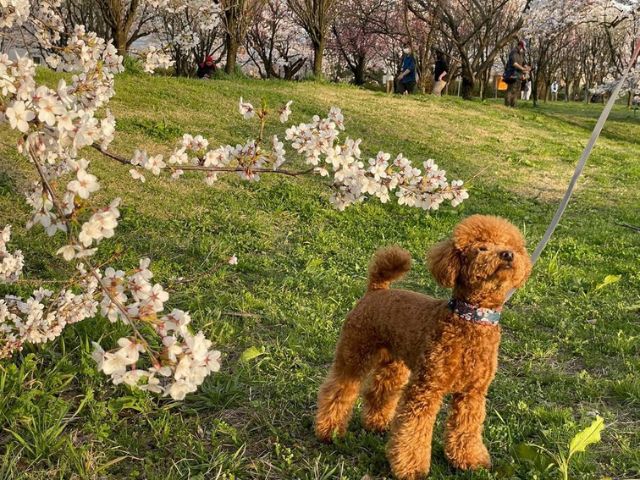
[503,40,530,107]
[397,43,417,95]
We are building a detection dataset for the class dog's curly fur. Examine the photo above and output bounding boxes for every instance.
[314,215,532,479]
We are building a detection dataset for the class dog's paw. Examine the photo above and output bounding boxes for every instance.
[445,442,491,471]
[362,410,393,433]
[387,442,430,479]
[389,464,429,480]
[314,421,345,443]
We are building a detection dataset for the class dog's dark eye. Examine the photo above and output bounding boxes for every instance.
[478,246,488,252]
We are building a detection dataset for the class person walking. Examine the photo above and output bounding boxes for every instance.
[383,68,394,94]
[503,40,530,107]
[551,80,559,101]
[521,73,532,101]
[432,50,448,96]
[397,43,417,95]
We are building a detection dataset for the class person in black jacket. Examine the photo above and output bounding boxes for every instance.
[432,50,448,96]
[197,56,216,79]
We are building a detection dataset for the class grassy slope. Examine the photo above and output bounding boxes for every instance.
[1,72,639,479]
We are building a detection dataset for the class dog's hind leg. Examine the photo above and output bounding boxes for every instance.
[362,350,410,433]
[315,328,378,442]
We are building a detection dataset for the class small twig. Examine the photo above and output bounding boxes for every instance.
[222,311,262,319]
[28,145,73,235]
[15,278,70,285]
[466,163,494,184]
[616,222,640,233]
[87,265,161,365]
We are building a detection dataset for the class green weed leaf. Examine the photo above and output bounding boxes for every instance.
[594,275,621,291]
[240,346,265,362]
[568,416,605,458]
[515,443,554,471]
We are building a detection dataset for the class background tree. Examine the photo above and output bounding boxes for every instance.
[220,0,265,74]
[246,0,308,79]
[156,0,224,76]
[96,0,156,55]
[408,0,529,99]
[329,0,392,85]
[287,0,338,77]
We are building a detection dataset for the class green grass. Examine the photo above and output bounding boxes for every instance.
[1,71,639,479]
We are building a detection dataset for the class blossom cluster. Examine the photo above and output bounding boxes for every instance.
[1,263,99,360]
[0,226,24,284]
[124,99,468,211]
[591,64,640,96]
[0,0,30,29]
[284,109,468,210]
[92,259,222,400]
[0,3,222,400]
[142,46,176,74]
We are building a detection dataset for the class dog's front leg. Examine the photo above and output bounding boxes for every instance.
[386,377,446,480]
[444,390,491,471]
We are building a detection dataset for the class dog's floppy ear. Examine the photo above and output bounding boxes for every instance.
[427,238,461,288]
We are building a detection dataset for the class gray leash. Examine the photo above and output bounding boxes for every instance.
[506,40,640,303]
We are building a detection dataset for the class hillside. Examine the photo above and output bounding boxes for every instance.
[1,73,639,479]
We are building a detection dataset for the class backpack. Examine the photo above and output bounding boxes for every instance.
[502,52,522,84]
[502,65,521,84]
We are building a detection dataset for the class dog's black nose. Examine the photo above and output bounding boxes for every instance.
[500,250,514,262]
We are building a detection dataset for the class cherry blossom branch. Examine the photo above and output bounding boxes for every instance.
[27,146,152,354]
[91,144,316,177]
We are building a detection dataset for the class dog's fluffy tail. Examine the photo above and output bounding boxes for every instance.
[368,246,412,291]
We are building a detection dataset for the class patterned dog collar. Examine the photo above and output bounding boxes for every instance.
[448,298,502,326]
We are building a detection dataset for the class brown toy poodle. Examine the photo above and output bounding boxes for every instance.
[314,215,532,479]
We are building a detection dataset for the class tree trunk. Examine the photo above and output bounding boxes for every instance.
[354,59,365,85]
[114,28,128,56]
[461,68,474,100]
[532,75,540,107]
[225,35,238,74]
[312,39,325,78]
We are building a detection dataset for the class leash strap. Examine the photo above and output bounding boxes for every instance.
[506,39,640,302]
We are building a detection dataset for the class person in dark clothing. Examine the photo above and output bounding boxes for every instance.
[197,55,216,79]
[432,50,448,96]
[397,44,417,94]
[503,40,530,107]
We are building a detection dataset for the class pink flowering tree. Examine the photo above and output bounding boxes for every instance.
[329,0,395,85]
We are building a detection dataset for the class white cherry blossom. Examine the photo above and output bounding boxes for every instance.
[5,100,35,133]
